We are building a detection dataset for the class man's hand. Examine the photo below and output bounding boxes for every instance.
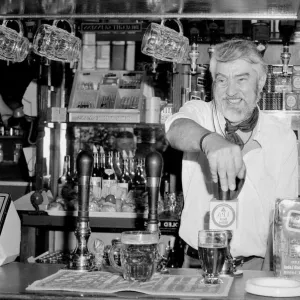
[201,133,246,191]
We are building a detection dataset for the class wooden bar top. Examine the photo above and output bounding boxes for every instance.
[0,262,296,299]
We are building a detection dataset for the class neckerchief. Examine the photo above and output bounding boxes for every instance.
[225,107,259,149]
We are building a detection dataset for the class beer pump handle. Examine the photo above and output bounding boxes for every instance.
[76,150,93,220]
[68,150,94,271]
[218,177,245,200]
[145,151,163,233]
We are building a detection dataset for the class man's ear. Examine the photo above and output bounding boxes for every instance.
[258,74,267,92]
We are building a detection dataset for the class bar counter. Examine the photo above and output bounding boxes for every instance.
[0,262,296,300]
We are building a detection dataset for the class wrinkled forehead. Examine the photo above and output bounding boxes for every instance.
[211,58,261,79]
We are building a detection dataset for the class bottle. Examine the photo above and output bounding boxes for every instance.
[0,119,4,136]
[66,154,72,181]
[149,129,156,144]
[167,237,179,268]
[168,173,178,216]
[128,150,136,180]
[102,151,117,188]
[113,151,123,181]
[91,147,101,198]
[13,143,22,163]
[0,143,3,162]
[119,150,132,192]
[163,178,170,213]
[72,169,78,195]
[133,158,146,196]
[72,152,80,195]
[57,155,71,197]
[92,146,100,177]
[98,146,106,187]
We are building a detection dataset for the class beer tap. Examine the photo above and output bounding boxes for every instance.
[252,21,270,57]
[279,21,295,76]
[145,151,164,234]
[172,62,178,74]
[208,22,219,59]
[152,57,158,74]
[68,150,94,271]
[151,58,159,80]
[70,61,78,74]
[188,42,199,74]
[188,21,200,74]
[281,46,291,76]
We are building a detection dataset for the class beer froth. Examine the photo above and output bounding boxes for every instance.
[121,231,159,245]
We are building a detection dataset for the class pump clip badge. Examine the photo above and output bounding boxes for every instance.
[209,199,238,230]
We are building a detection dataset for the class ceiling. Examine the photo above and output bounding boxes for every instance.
[1,0,300,20]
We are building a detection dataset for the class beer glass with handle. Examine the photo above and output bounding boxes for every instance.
[109,231,160,282]
[198,230,228,285]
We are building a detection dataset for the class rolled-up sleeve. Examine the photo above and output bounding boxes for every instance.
[164,100,211,133]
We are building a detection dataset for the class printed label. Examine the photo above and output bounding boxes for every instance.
[286,95,297,108]
[118,182,128,192]
[293,65,300,72]
[91,177,101,187]
[144,221,178,230]
[289,239,300,258]
[105,169,114,176]
[102,179,117,188]
[286,210,300,233]
[293,77,300,89]
[81,23,142,33]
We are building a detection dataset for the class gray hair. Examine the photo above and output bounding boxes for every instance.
[209,39,267,80]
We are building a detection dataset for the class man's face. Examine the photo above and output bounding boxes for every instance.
[213,59,262,124]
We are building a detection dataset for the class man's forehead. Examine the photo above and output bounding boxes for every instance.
[215,59,257,76]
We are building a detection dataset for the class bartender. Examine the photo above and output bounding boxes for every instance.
[165,39,298,270]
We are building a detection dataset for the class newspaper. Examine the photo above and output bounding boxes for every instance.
[26,270,233,298]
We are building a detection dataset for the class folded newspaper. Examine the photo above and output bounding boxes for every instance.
[26,269,233,298]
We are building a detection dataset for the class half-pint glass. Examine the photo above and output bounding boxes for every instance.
[109,231,159,282]
[198,230,228,285]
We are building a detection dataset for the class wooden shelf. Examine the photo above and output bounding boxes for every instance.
[19,212,179,235]
[263,110,300,115]
[0,136,23,139]
[67,122,164,128]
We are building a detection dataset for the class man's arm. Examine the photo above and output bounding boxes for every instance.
[166,118,211,152]
[166,118,246,191]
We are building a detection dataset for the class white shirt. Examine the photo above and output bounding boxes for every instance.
[165,100,298,257]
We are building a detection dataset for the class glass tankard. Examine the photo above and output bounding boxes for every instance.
[0,20,30,62]
[109,231,160,282]
[33,19,81,62]
[141,19,189,63]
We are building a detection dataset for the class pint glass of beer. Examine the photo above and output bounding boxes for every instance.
[109,231,159,282]
[198,230,228,285]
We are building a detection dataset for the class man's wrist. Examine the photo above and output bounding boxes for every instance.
[199,132,214,152]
